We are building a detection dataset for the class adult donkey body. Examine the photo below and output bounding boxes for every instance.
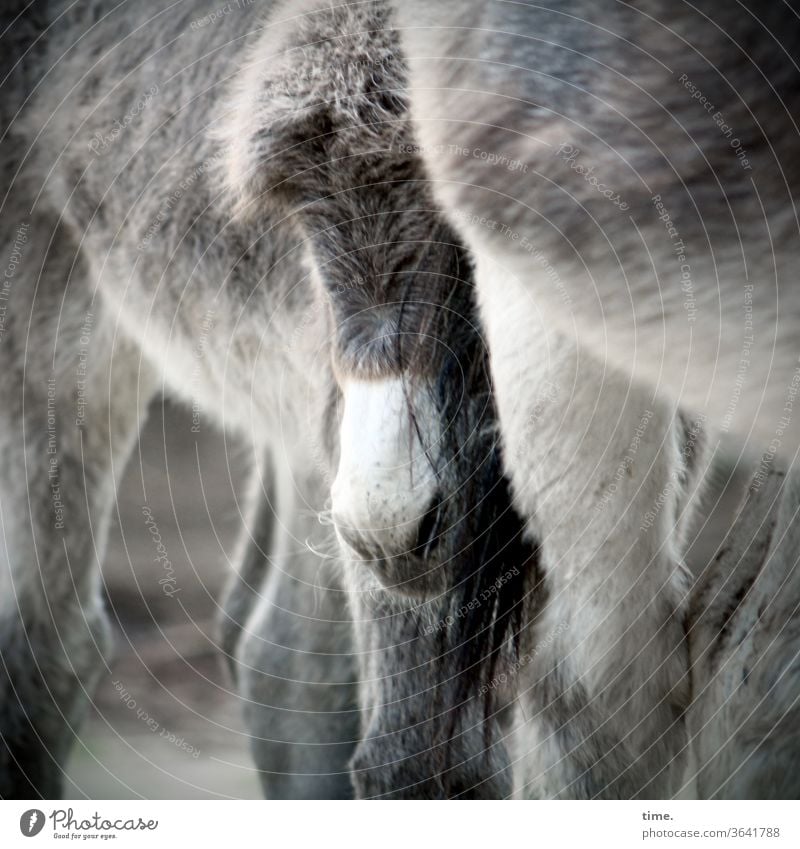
[0,0,501,798]
[389,0,800,797]
[228,0,800,799]
[224,0,800,800]
[395,0,800,457]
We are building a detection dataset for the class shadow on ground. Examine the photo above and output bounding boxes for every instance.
[64,400,260,799]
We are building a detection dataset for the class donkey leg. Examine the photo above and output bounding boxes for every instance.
[476,259,708,797]
[689,465,800,798]
[233,460,359,799]
[510,391,701,798]
[0,291,153,797]
[217,455,274,682]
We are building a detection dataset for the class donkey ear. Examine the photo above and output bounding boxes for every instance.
[221,55,334,215]
[219,2,405,217]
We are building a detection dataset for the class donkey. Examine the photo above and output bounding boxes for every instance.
[238,0,800,799]
[0,0,502,798]
[393,0,800,456]
[383,0,800,797]
[3,0,798,801]
[212,0,800,799]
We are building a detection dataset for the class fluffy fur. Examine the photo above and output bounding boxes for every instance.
[2,0,799,802]
[393,0,800,455]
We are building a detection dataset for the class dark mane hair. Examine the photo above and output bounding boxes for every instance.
[399,238,544,792]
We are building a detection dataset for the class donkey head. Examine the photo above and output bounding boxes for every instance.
[223,1,538,797]
[223,1,490,597]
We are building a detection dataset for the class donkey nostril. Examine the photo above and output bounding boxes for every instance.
[334,522,379,562]
[411,494,442,558]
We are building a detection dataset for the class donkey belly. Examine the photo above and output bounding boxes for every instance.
[23,0,324,438]
[456,226,798,458]
[396,0,800,458]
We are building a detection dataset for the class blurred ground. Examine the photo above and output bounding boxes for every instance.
[63,400,261,799]
[62,399,752,799]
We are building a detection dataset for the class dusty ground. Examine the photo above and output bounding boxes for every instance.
[63,401,261,799]
[62,400,751,799]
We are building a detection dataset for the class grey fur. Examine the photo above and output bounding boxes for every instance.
[3,0,800,802]
[0,0,495,798]
[689,467,800,799]
[0,0,348,798]
[393,0,800,452]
